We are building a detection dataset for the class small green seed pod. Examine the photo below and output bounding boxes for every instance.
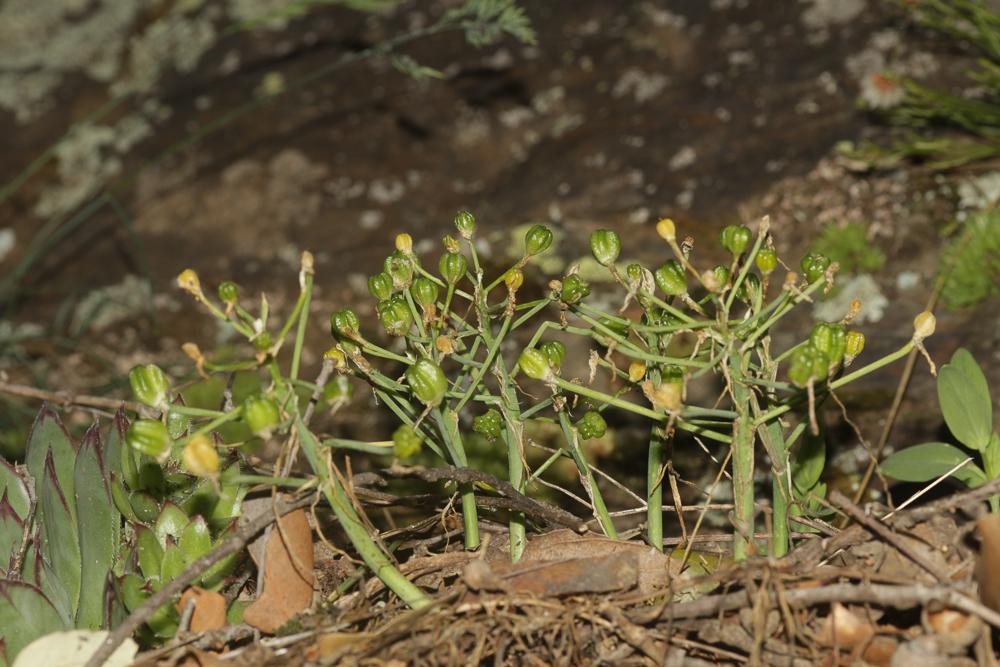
[368,272,394,301]
[524,224,554,256]
[439,251,468,285]
[127,419,173,461]
[654,260,687,296]
[575,410,607,440]
[719,225,752,256]
[788,344,830,387]
[243,395,281,438]
[590,229,621,267]
[473,408,503,441]
[809,322,847,369]
[625,263,645,285]
[560,274,591,305]
[378,299,412,336]
[129,364,171,410]
[392,424,423,459]
[540,340,567,371]
[800,252,831,284]
[454,210,476,239]
[384,251,414,289]
[410,277,439,310]
[755,247,778,275]
[518,348,553,381]
[330,308,361,341]
[405,358,448,406]
[844,330,865,363]
[217,281,239,305]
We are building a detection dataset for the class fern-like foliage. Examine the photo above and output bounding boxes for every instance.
[446,0,537,47]
[940,209,1000,309]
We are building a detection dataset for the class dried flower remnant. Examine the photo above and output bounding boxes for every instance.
[861,72,906,109]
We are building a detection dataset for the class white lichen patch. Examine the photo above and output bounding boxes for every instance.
[612,68,669,103]
[957,171,1000,212]
[669,146,697,171]
[0,228,15,263]
[813,274,888,324]
[71,274,153,334]
[800,0,866,31]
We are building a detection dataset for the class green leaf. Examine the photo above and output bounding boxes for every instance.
[118,574,147,613]
[938,348,993,451]
[154,503,189,550]
[0,460,29,519]
[179,517,211,566]
[159,545,186,584]
[22,536,73,627]
[74,425,118,630]
[0,494,24,574]
[38,452,81,618]
[25,406,77,533]
[104,409,128,492]
[128,491,160,524]
[881,442,987,487]
[134,526,162,583]
[792,430,825,494]
[0,581,69,665]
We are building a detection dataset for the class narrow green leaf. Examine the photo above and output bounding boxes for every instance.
[25,405,77,526]
[791,430,825,494]
[0,460,29,519]
[38,452,81,617]
[939,348,993,451]
[104,408,128,493]
[881,441,987,487]
[74,424,118,630]
[0,581,69,665]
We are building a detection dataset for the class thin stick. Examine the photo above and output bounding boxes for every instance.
[84,493,316,667]
[0,382,148,415]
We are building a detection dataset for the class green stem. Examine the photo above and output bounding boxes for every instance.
[290,269,313,382]
[558,411,617,538]
[498,368,526,562]
[454,315,510,412]
[434,408,480,549]
[728,348,755,560]
[647,425,665,551]
[296,418,429,608]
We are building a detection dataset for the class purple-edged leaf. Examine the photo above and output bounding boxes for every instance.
[74,424,118,630]
[0,492,25,574]
[105,407,129,489]
[38,451,81,617]
[0,460,28,519]
[25,404,77,507]
[0,580,69,664]
[21,534,72,627]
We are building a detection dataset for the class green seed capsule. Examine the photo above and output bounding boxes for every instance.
[540,340,567,371]
[755,248,778,275]
[392,424,423,459]
[560,274,591,305]
[518,348,552,381]
[439,251,467,285]
[712,265,731,289]
[243,395,281,437]
[378,299,412,336]
[625,263,645,284]
[524,224,554,256]
[127,419,173,461]
[406,358,448,406]
[809,322,847,369]
[368,272,394,301]
[844,330,865,362]
[454,210,476,239]
[590,229,622,267]
[384,251,414,289]
[654,260,687,296]
[129,364,171,410]
[253,331,272,353]
[217,281,239,305]
[575,410,607,440]
[330,308,361,341]
[473,409,503,441]
[410,277,439,309]
[788,344,830,388]
[800,252,831,284]
[719,225,752,256]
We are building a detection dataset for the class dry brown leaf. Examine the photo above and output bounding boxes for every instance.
[976,514,1000,612]
[175,587,226,633]
[175,648,226,667]
[816,602,874,649]
[243,508,315,633]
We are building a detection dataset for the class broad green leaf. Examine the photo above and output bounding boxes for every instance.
[791,430,825,494]
[0,494,24,574]
[881,442,987,487]
[74,425,117,630]
[128,491,160,524]
[199,525,238,590]
[0,461,28,519]
[179,517,211,566]
[177,478,219,522]
[25,406,77,524]
[22,537,72,627]
[135,527,163,582]
[37,452,81,617]
[118,574,147,613]
[0,581,69,665]
[938,348,993,451]
[159,545,186,583]
[154,503,189,549]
